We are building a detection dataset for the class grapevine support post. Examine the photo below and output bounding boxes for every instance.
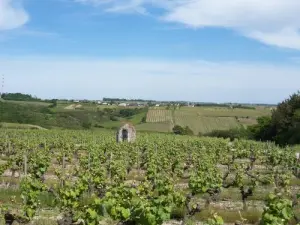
[24,154,27,177]
[88,152,92,194]
[61,153,65,188]
[295,152,300,178]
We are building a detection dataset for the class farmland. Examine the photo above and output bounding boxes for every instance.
[0,95,273,135]
[145,106,271,134]
[0,129,299,225]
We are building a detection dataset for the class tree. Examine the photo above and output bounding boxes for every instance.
[271,92,300,145]
[248,91,300,146]
[48,99,58,108]
[248,116,275,141]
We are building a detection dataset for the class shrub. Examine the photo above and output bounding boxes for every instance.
[82,121,92,129]
[110,115,118,121]
[141,116,147,123]
[205,127,251,141]
[173,125,194,136]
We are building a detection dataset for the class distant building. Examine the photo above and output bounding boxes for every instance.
[119,103,127,107]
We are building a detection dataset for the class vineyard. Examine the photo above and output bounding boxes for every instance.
[0,129,299,225]
[173,112,238,135]
[146,110,173,123]
[145,107,270,134]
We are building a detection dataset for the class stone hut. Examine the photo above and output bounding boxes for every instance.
[116,123,136,143]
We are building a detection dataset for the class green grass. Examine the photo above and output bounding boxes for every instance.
[0,122,46,130]
[128,112,147,124]
[135,122,172,133]
[98,112,146,129]
[4,100,51,107]
[99,120,122,129]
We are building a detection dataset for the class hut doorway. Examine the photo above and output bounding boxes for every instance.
[116,123,136,143]
[122,129,129,141]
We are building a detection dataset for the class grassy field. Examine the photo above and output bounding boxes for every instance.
[174,115,238,135]
[178,106,271,118]
[145,106,271,134]
[4,100,51,107]
[135,122,173,133]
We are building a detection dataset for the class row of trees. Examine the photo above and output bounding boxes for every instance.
[1,93,41,101]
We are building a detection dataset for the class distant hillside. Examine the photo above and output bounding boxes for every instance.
[0,92,273,134]
[0,100,147,130]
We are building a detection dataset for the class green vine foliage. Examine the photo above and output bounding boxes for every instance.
[205,213,224,225]
[260,193,294,225]
[0,130,299,225]
[189,159,222,195]
[20,176,46,219]
[95,174,185,225]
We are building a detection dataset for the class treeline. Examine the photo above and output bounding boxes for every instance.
[1,92,57,103]
[1,93,42,102]
[194,103,256,109]
[205,91,300,146]
[103,97,154,102]
[232,104,256,110]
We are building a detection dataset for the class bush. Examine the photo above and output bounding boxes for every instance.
[82,121,92,129]
[173,125,185,135]
[173,125,194,136]
[118,108,147,118]
[141,116,147,123]
[110,115,118,121]
[205,127,251,141]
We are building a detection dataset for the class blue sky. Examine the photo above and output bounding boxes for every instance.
[0,0,300,103]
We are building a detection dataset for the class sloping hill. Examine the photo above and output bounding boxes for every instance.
[145,107,271,134]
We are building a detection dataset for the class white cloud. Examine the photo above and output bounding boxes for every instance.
[0,0,29,30]
[163,0,300,50]
[1,56,299,103]
[74,0,300,50]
